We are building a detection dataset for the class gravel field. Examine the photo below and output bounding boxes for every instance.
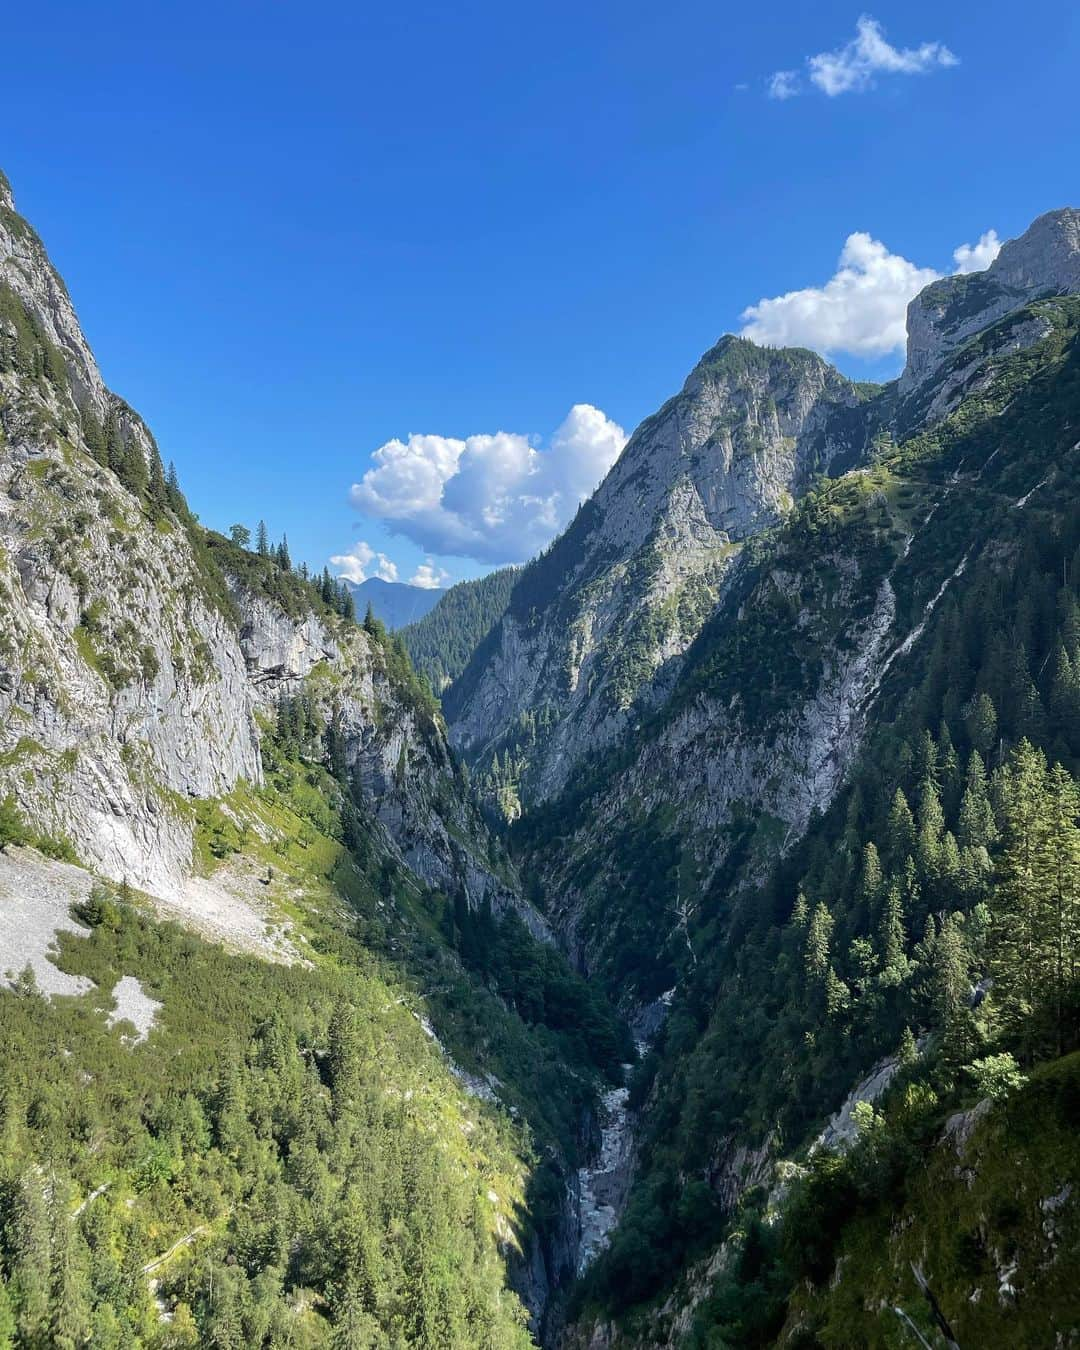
[107,974,161,1042]
[0,847,95,996]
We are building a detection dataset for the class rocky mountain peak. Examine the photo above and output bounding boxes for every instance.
[902,205,1080,393]
[0,166,108,415]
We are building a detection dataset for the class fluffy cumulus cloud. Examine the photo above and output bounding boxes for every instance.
[953,230,1001,275]
[740,228,1001,359]
[767,15,957,99]
[349,404,627,564]
[409,561,451,589]
[328,540,399,584]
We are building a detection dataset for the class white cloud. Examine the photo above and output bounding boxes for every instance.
[740,226,1000,359]
[767,70,800,100]
[329,540,399,584]
[740,233,939,357]
[952,229,1001,274]
[768,15,957,100]
[349,404,627,564]
[410,561,451,589]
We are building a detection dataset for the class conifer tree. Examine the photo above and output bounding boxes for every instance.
[958,752,996,851]
[256,520,270,556]
[885,788,917,864]
[877,884,908,987]
[804,902,833,984]
[967,692,999,761]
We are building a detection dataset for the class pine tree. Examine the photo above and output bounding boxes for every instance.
[930,913,973,1065]
[104,407,123,474]
[857,842,883,913]
[877,883,908,987]
[256,520,270,557]
[0,794,23,852]
[9,1169,50,1343]
[958,752,996,851]
[166,460,184,512]
[885,788,917,864]
[804,902,833,984]
[916,778,944,878]
[990,740,1053,1058]
[898,1024,919,1068]
[49,1181,92,1350]
[967,692,999,761]
[824,966,850,1020]
[1042,762,1080,1054]
[81,408,107,465]
[148,443,169,518]
[1050,645,1080,748]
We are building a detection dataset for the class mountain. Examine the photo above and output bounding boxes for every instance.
[445,340,879,810]
[3,161,1080,1350]
[401,566,518,693]
[0,168,626,1345]
[343,575,444,628]
[497,208,1080,1345]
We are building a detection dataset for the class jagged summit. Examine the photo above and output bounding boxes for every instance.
[0,168,13,211]
[902,204,1080,392]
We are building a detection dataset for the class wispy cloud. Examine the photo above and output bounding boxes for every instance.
[766,15,957,100]
[739,227,1000,359]
[767,70,800,101]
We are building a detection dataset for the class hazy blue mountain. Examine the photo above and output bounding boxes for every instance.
[343,574,444,628]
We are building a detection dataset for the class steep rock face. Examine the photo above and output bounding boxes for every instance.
[0,181,261,896]
[234,586,548,934]
[901,206,1080,394]
[0,173,532,931]
[449,339,872,805]
[534,526,903,1005]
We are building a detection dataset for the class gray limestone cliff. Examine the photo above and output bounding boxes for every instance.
[0,172,532,929]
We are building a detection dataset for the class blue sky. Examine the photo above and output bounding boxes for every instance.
[3,1,1078,586]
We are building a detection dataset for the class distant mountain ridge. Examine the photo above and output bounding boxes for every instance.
[342,574,444,628]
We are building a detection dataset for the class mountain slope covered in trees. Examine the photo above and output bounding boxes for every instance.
[401,567,518,694]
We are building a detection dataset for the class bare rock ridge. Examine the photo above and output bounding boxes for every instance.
[901,206,1080,393]
[0,172,533,931]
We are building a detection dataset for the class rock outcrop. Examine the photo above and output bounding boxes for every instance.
[901,206,1080,394]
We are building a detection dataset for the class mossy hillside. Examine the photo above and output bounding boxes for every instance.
[187,707,627,1183]
[782,1052,1080,1348]
[0,703,624,1345]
